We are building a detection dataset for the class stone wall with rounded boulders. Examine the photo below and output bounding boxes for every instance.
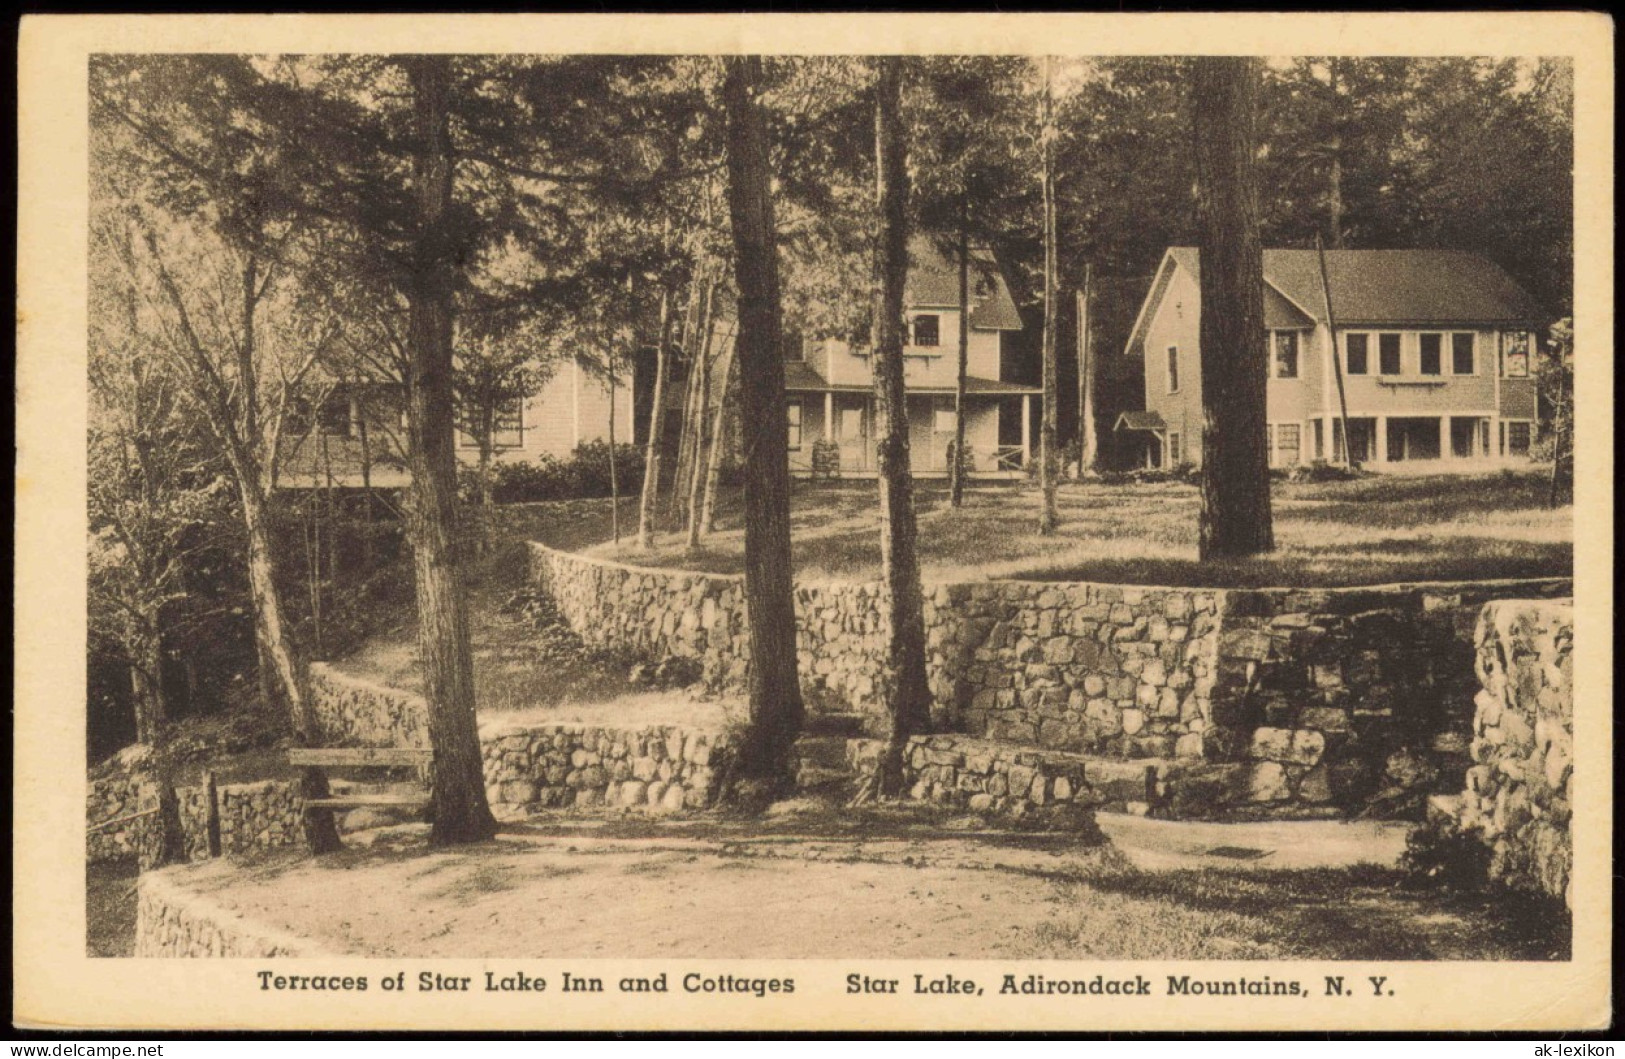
[87,770,161,866]
[529,543,1570,818]
[481,721,735,817]
[846,735,1101,834]
[925,582,1223,760]
[307,666,736,819]
[1431,599,1573,907]
[530,547,751,689]
[134,869,329,957]
[310,663,430,749]
[172,780,306,860]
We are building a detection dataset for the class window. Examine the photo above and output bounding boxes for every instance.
[1271,331,1299,379]
[784,330,805,363]
[1313,419,1325,459]
[317,391,352,437]
[1276,423,1301,466]
[1419,333,1443,376]
[1166,346,1180,393]
[786,400,802,450]
[1345,333,1369,375]
[1452,333,1476,375]
[1502,331,1532,378]
[911,314,940,348]
[1379,333,1402,376]
[1167,431,1182,466]
[1505,421,1531,456]
[933,406,956,434]
[492,397,524,449]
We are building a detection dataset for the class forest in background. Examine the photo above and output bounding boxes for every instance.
[87,54,1573,782]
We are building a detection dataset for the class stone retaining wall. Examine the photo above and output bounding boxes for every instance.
[308,665,736,818]
[1213,581,1572,812]
[87,772,160,865]
[482,722,733,816]
[310,663,429,748]
[135,869,329,957]
[1434,600,1573,907]
[89,769,304,865]
[530,542,1569,816]
[846,735,1100,833]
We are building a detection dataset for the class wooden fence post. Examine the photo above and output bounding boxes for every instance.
[204,770,222,859]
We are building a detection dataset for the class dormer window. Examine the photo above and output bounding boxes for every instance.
[911,314,940,348]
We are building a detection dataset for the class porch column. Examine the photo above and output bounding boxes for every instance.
[1375,416,1388,464]
[824,391,834,440]
[1020,393,1032,466]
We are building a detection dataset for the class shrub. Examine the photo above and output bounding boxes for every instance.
[1286,459,1363,484]
[1398,818,1492,891]
[460,443,648,505]
[565,440,646,498]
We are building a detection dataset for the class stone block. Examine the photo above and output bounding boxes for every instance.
[1247,762,1291,802]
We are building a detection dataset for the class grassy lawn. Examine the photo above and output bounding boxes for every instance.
[578,470,1570,587]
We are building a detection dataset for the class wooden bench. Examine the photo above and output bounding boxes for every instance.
[288,747,434,812]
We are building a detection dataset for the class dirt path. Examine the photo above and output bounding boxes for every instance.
[165,825,1565,962]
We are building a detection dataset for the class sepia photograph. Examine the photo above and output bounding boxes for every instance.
[16,12,1612,1034]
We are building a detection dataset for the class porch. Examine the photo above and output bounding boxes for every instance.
[787,386,1038,479]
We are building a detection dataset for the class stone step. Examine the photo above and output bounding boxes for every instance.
[803,711,869,739]
[795,735,853,770]
[795,766,856,795]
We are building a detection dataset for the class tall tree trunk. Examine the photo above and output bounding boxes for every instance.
[684,306,714,551]
[860,57,933,801]
[700,336,738,536]
[608,353,621,544]
[671,277,712,521]
[638,287,675,548]
[1192,56,1274,560]
[950,198,970,507]
[404,55,497,846]
[357,397,375,571]
[129,622,166,747]
[1077,266,1098,476]
[239,481,343,853]
[1038,57,1061,536]
[720,55,804,804]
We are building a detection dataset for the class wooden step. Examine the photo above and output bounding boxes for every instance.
[289,747,433,768]
[304,793,432,810]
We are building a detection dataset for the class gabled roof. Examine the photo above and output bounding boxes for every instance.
[905,235,1025,331]
[1114,411,1166,433]
[1128,247,1543,355]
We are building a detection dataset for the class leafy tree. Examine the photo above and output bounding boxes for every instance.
[91,55,349,852]
[88,216,234,745]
